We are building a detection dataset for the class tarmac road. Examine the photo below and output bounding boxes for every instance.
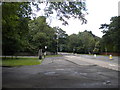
[2,55,119,88]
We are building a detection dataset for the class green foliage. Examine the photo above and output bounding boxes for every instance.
[46,54,63,58]
[99,24,109,33]
[2,2,88,56]
[54,27,68,52]
[3,2,106,56]
[32,1,87,25]
[93,41,100,54]
[100,16,120,53]
[66,30,100,54]
[28,16,57,54]
[78,31,96,53]
[67,34,79,52]
[2,2,32,55]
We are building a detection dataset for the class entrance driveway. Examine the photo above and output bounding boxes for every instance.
[2,55,119,88]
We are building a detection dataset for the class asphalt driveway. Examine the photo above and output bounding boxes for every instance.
[2,56,119,88]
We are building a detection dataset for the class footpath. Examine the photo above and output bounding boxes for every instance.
[64,55,119,71]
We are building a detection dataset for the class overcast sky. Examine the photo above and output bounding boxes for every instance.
[36,0,119,37]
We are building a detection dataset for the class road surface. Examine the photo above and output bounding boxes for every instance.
[2,54,119,88]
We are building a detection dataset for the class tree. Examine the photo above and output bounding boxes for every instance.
[67,34,81,52]
[54,27,68,52]
[2,2,32,55]
[77,30,99,54]
[32,1,87,25]
[93,41,100,54]
[66,30,100,54]
[100,16,120,53]
[2,1,88,56]
[99,23,109,33]
[28,16,57,54]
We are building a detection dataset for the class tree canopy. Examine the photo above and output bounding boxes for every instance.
[28,16,57,54]
[2,2,119,56]
[32,1,87,25]
[100,16,120,53]
[66,31,100,54]
[2,1,88,55]
[2,2,32,55]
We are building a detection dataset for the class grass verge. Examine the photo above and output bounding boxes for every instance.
[46,54,63,58]
[2,57,42,67]
[1,54,62,67]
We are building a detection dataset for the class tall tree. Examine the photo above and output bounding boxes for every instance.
[78,30,99,54]
[67,34,81,53]
[66,30,100,54]
[54,27,68,52]
[32,1,87,25]
[28,16,57,54]
[2,2,32,55]
[100,16,120,53]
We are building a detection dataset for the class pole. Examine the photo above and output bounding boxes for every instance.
[57,33,59,55]
[44,46,47,58]
[38,49,42,59]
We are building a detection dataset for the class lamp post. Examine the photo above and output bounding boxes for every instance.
[44,46,47,58]
[56,32,59,55]
[45,46,47,49]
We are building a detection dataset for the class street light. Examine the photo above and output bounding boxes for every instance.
[56,32,59,55]
[44,46,47,58]
[45,46,47,49]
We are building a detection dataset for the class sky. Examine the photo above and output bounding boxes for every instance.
[36,0,119,37]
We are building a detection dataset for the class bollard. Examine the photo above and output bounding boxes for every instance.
[94,54,96,58]
[109,55,112,60]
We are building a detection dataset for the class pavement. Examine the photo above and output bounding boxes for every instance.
[78,54,119,64]
[2,55,119,88]
[64,55,119,71]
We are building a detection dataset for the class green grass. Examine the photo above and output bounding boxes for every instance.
[2,57,42,67]
[46,54,63,57]
[1,55,62,67]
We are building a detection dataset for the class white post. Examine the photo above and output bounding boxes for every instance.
[94,54,96,58]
